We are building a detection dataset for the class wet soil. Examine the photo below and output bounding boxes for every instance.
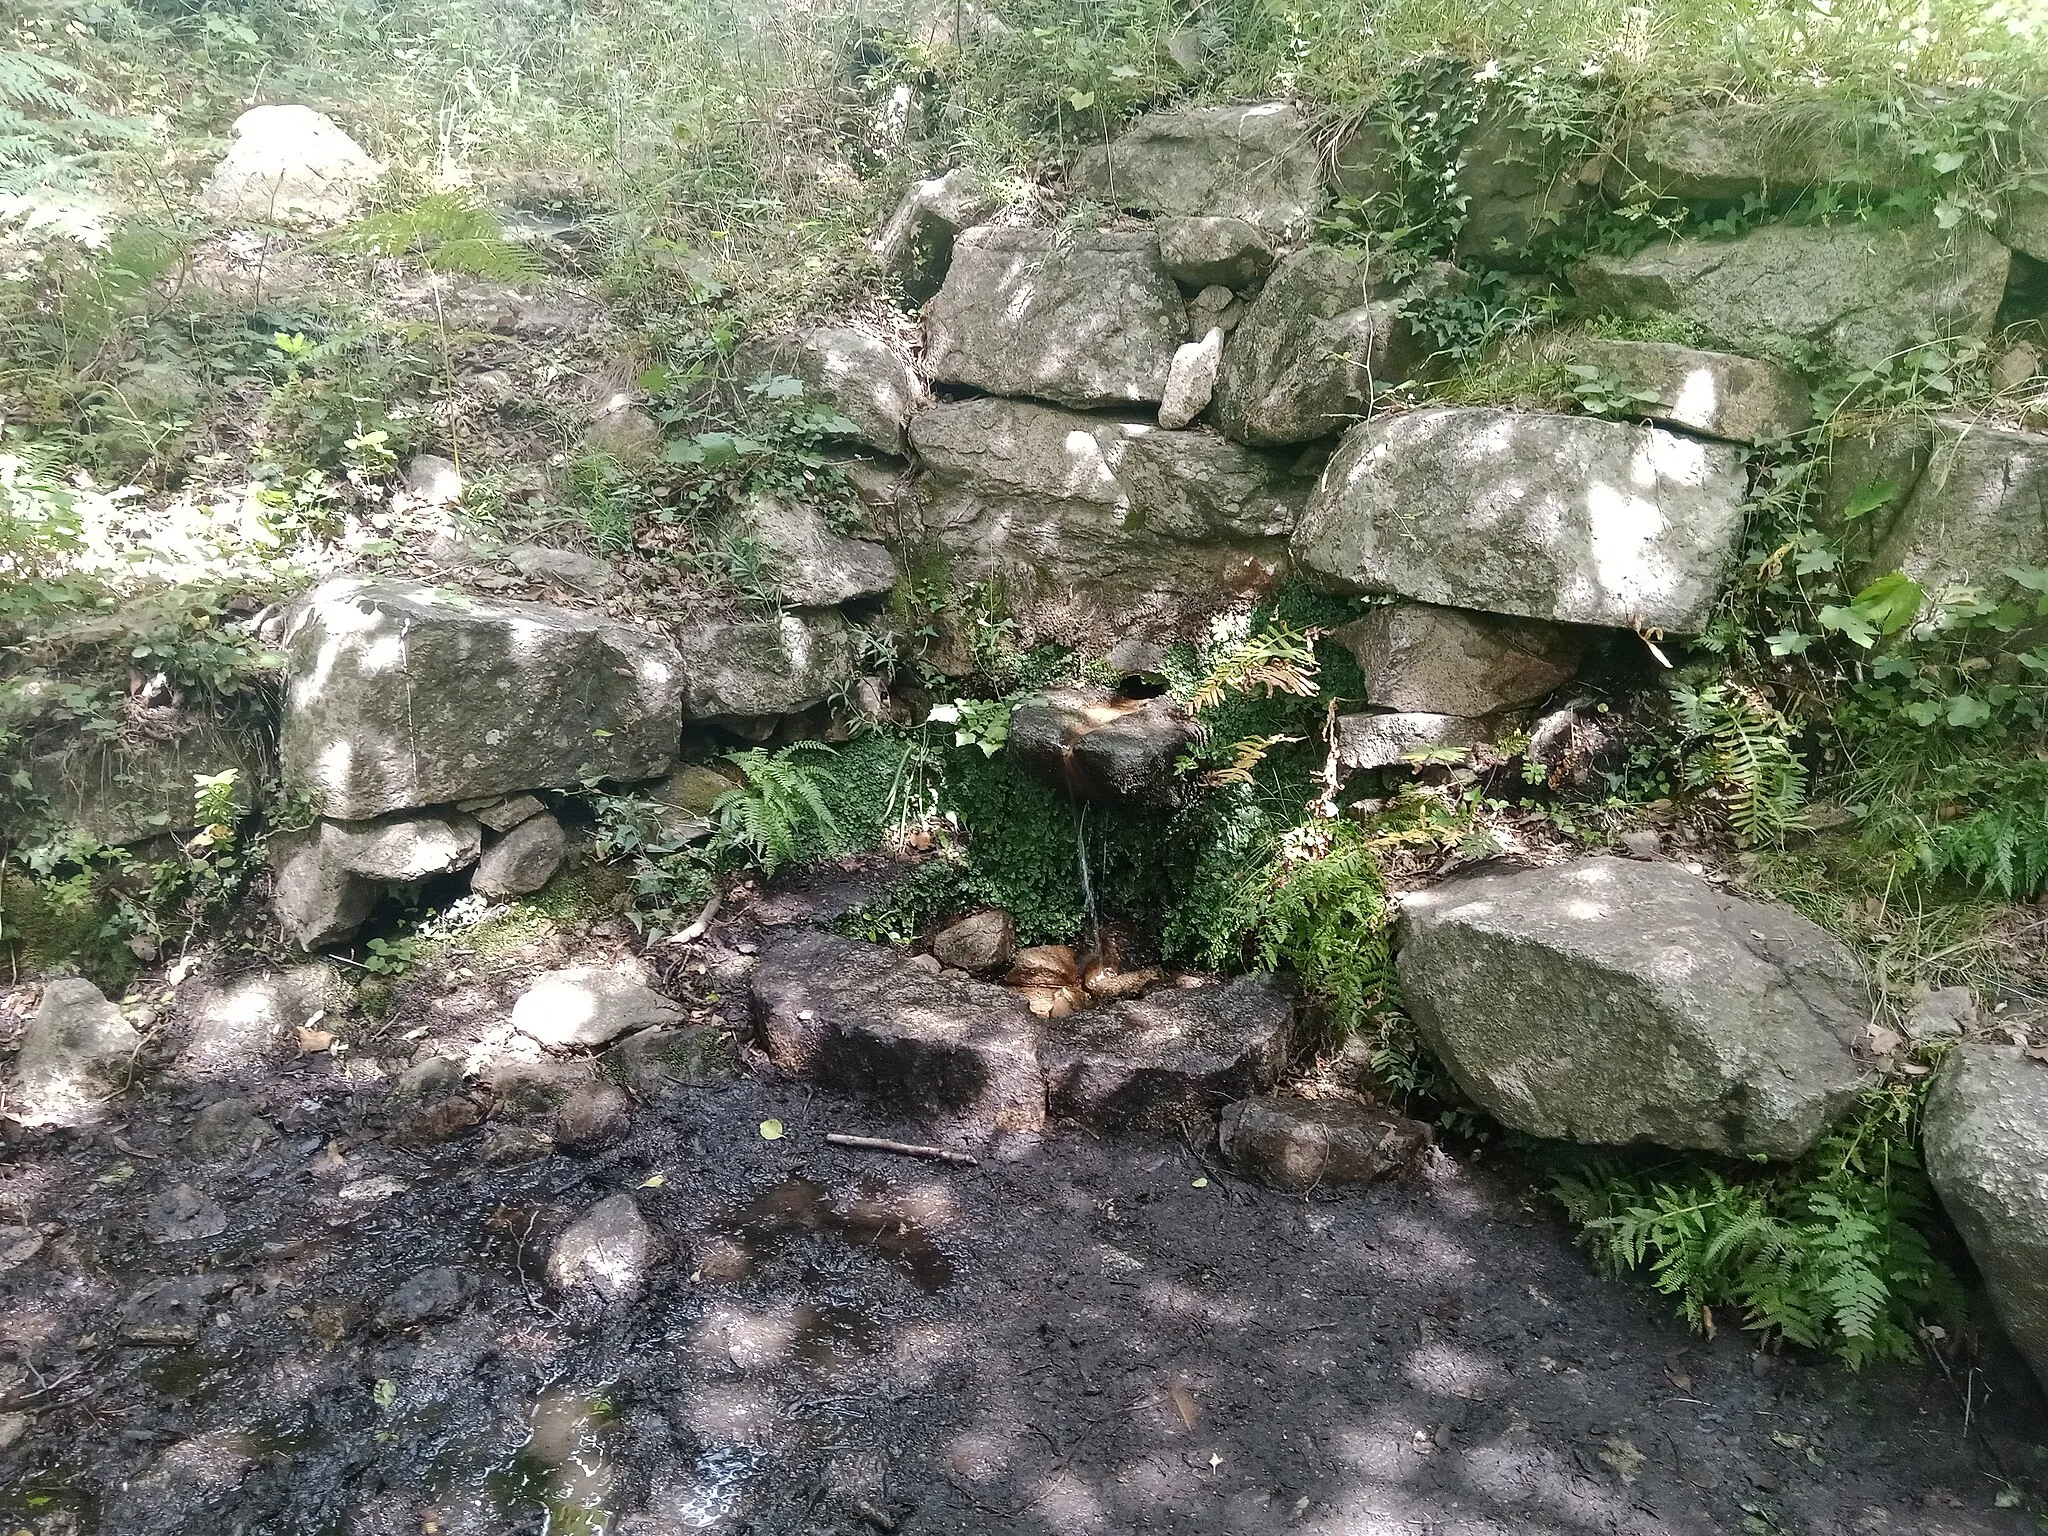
[3,903,2046,1535]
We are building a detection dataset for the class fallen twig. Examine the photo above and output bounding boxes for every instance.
[668,888,723,945]
[824,1132,979,1166]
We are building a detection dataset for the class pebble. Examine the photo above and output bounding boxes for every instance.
[147,1183,228,1244]
[547,1194,662,1299]
[377,1266,475,1328]
[554,1083,631,1151]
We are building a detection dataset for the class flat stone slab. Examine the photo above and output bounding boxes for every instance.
[1218,1095,1434,1190]
[1292,407,1749,632]
[752,934,1299,1136]
[1570,339,1813,444]
[1040,976,1292,1131]
[923,227,1185,409]
[1572,221,2009,371]
[753,929,1046,1134]
[281,578,681,820]
[512,965,685,1051]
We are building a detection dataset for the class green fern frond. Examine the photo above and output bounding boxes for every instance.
[327,193,544,282]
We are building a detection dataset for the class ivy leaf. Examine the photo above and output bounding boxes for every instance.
[1766,629,1811,656]
[1930,149,1969,175]
[1793,546,1839,574]
[1840,479,1898,520]
[1933,200,1964,229]
[1817,604,1876,648]
[1944,694,1991,728]
[1903,699,1943,726]
[1850,572,1926,635]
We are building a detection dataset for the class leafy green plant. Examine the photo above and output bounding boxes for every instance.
[711,741,848,875]
[1671,680,1809,845]
[1554,1078,1962,1366]
[1565,361,1663,418]
[1254,820,1396,1041]
[926,697,1011,756]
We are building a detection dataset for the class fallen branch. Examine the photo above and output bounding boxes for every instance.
[667,887,723,945]
[824,1132,979,1167]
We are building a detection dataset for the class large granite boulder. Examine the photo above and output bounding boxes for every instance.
[13,979,142,1127]
[1922,1045,2048,1392]
[1824,416,2048,607]
[923,228,1186,408]
[1006,686,1200,803]
[1605,100,1913,204]
[1331,603,1583,716]
[672,610,857,722]
[1071,103,1324,238]
[740,327,924,456]
[1568,339,1813,445]
[909,397,1305,650]
[730,494,897,608]
[751,929,1046,1134]
[1211,247,1428,446]
[1397,857,1870,1158]
[1293,407,1749,631]
[198,105,382,224]
[281,579,681,820]
[28,720,265,846]
[1573,222,2010,370]
[268,827,378,950]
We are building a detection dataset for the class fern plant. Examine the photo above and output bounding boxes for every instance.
[1254,820,1396,1039]
[1671,680,1808,844]
[1554,1080,1960,1367]
[326,192,543,281]
[711,741,848,875]
[0,48,137,188]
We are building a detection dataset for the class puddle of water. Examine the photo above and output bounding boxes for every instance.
[722,1176,954,1292]
[672,1443,760,1530]
[139,1351,238,1401]
[486,1385,619,1535]
[425,1384,618,1535]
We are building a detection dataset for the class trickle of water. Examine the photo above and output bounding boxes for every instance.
[1075,800,1100,958]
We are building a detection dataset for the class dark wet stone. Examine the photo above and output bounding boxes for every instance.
[603,1025,738,1098]
[392,1095,485,1147]
[1040,975,1293,1130]
[376,1266,475,1328]
[147,1183,228,1244]
[476,1123,555,1167]
[121,1273,235,1344]
[752,929,1045,1133]
[547,1193,661,1300]
[186,1096,275,1159]
[1006,685,1199,804]
[554,1083,631,1151]
[1218,1095,1434,1190]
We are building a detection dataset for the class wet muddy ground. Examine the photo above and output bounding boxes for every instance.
[3,892,2046,1536]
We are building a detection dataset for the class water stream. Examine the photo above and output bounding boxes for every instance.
[1075,799,1100,961]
